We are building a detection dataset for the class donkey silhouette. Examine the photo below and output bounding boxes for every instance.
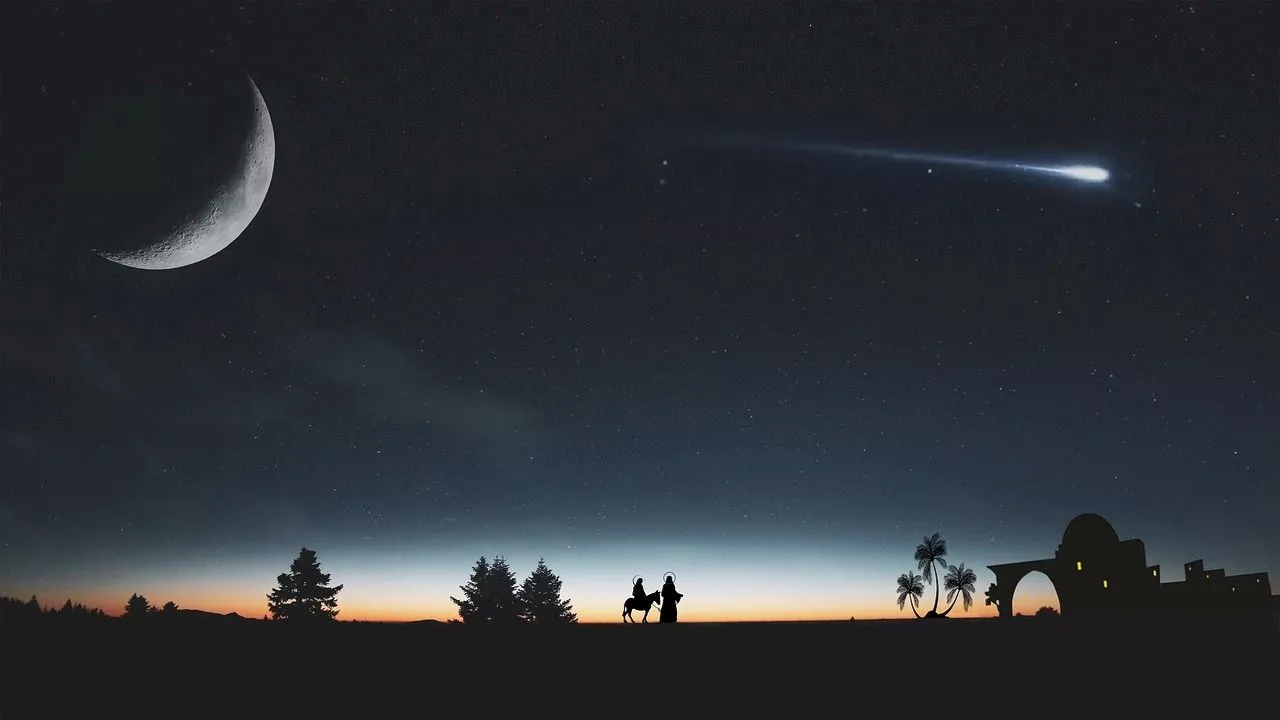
[622,591,661,623]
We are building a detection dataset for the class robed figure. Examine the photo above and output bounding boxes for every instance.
[632,577,647,605]
[623,576,661,623]
[660,575,683,623]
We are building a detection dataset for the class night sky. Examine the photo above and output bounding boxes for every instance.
[3,2,1277,622]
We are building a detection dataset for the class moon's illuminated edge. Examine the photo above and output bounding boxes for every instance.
[99,75,276,270]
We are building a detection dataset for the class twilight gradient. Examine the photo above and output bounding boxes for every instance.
[4,3,1277,625]
[7,517,1263,621]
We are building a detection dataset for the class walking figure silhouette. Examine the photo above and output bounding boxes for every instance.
[660,572,683,623]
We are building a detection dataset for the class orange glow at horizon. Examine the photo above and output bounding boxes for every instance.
[20,591,1005,623]
[1010,571,1061,616]
[3,539,1029,623]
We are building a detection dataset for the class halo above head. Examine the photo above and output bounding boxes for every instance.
[663,571,677,582]
[632,575,642,585]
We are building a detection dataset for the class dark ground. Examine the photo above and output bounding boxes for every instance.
[3,615,1277,716]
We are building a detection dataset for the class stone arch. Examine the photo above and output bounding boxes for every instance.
[1011,570,1062,616]
[989,513,1150,619]
[985,559,1066,618]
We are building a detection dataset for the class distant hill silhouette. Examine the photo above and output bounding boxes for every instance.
[173,609,250,623]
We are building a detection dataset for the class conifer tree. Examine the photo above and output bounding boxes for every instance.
[266,547,344,621]
[450,555,520,624]
[0,596,41,624]
[124,593,151,618]
[517,558,577,624]
[450,555,491,623]
[487,555,520,624]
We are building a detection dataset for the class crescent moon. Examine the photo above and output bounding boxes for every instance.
[98,74,275,270]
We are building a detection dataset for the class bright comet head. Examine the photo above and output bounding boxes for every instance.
[1058,165,1109,182]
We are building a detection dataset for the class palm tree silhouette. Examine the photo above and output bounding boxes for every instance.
[896,571,925,619]
[939,563,978,617]
[913,532,948,616]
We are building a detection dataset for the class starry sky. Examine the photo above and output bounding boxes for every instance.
[2,2,1276,622]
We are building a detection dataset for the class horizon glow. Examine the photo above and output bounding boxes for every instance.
[4,513,1267,624]
[0,536,1072,623]
[7,521,1266,622]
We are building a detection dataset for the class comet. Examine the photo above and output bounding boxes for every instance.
[705,135,1111,185]
[1013,164,1109,183]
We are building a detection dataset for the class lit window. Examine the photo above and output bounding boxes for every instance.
[1102,580,1109,589]
[1076,561,1083,571]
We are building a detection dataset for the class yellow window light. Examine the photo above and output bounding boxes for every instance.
[1102,579,1109,589]
[1076,561,1083,571]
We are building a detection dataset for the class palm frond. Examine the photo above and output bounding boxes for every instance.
[913,532,948,581]
[895,571,925,611]
[907,571,925,595]
[941,563,978,612]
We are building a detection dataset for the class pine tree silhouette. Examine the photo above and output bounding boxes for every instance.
[451,555,491,623]
[450,555,520,624]
[488,555,520,624]
[124,593,151,619]
[517,557,577,624]
[266,547,344,621]
[0,595,45,624]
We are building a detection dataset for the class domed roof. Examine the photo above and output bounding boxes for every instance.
[1061,513,1119,549]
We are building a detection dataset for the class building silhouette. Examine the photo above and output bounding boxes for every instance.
[985,513,1273,621]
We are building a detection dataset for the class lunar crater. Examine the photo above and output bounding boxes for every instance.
[77,69,275,271]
